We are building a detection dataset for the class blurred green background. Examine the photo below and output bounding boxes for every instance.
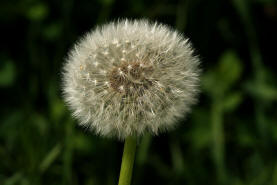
[1,0,277,185]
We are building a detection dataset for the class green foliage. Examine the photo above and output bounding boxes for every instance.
[0,0,276,185]
[26,3,49,21]
[0,59,16,87]
[203,50,243,96]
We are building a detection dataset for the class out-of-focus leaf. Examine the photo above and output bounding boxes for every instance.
[3,173,22,185]
[202,70,219,96]
[232,178,246,185]
[26,3,48,21]
[223,92,243,112]
[73,133,95,153]
[273,163,277,185]
[85,178,97,185]
[43,23,62,41]
[48,82,66,122]
[202,50,243,96]
[0,59,15,87]
[50,99,66,123]
[189,108,211,149]
[211,102,225,180]
[30,113,48,136]
[0,111,23,149]
[271,124,277,142]
[189,125,211,150]
[232,0,251,24]
[218,51,243,91]
[136,133,152,165]
[245,82,277,101]
[40,144,61,173]
[237,127,256,147]
[170,139,185,174]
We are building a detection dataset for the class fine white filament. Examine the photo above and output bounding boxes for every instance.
[62,19,200,140]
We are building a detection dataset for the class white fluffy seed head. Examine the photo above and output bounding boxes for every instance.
[62,19,200,140]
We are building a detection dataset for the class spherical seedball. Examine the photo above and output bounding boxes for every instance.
[62,19,200,140]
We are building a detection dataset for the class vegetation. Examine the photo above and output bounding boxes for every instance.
[0,0,276,185]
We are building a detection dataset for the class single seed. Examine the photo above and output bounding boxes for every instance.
[103,51,109,55]
[113,39,118,45]
[85,73,90,80]
[119,85,124,91]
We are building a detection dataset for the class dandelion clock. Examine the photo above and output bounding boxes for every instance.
[62,19,200,185]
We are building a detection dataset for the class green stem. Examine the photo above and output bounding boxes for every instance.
[118,136,137,185]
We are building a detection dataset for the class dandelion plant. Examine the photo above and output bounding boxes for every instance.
[62,19,200,185]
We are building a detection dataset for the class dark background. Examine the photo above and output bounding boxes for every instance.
[1,0,277,185]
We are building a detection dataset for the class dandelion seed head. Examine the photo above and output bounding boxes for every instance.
[62,19,200,140]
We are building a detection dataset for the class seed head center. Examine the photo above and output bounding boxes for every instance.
[109,62,153,95]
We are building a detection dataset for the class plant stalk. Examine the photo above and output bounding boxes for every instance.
[118,136,137,185]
